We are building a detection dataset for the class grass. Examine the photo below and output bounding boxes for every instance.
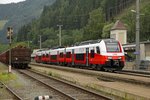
[0,20,8,30]
[0,72,17,82]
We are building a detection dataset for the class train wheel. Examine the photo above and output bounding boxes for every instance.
[91,64,96,70]
[96,65,102,71]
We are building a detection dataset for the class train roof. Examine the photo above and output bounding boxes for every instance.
[33,39,119,53]
[78,38,117,46]
[66,42,100,50]
[65,39,119,50]
[0,45,30,55]
[78,39,101,46]
[51,46,65,50]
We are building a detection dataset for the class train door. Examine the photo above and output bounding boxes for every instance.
[49,52,51,63]
[64,48,66,64]
[72,49,74,66]
[86,48,89,66]
[57,51,59,64]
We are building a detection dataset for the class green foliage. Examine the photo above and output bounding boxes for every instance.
[83,8,105,40]
[102,23,114,38]
[16,0,105,48]
[121,0,150,42]
[15,0,150,48]
[39,0,103,30]
[0,43,9,53]
[0,42,28,53]
[61,29,83,46]
[0,72,17,82]
[140,2,150,41]
[17,24,31,42]
[0,20,8,30]
[0,0,55,42]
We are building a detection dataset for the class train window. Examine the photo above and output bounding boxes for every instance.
[59,52,64,58]
[105,42,120,52]
[39,56,41,60]
[66,52,71,58]
[90,50,95,58]
[76,54,84,61]
[46,54,49,57]
[51,55,57,60]
[96,46,100,54]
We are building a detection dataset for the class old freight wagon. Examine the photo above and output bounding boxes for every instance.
[0,46,31,68]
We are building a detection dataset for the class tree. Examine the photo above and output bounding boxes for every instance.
[83,8,105,40]
[102,23,114,38]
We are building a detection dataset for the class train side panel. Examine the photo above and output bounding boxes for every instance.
[50,49,58,64]
[58,48,66,65]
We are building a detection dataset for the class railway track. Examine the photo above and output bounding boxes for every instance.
[19,69,111,100]
[115,70,150,78]
[30,63,150,86]
[3,69,76,100]
[30,62,150,78]
[0,81,23,100]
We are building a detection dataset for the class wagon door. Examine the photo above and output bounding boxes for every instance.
[86,48,89,66]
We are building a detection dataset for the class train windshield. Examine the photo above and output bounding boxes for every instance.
[105,42,120,52]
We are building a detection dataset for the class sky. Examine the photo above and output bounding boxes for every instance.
[0,0,26,4]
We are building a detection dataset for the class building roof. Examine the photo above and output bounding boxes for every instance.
[111,20,127,30]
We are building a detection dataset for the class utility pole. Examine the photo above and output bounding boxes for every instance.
[39,35,42,49]
[57,25,63,46]
[7,27,13,73]
[135,0,140,70]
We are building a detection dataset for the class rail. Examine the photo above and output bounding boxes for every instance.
[19,69,111,100]
[0,81,23,100]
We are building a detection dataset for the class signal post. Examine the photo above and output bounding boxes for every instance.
[7,27,13,73]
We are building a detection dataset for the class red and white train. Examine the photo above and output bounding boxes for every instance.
[34,39,125,71]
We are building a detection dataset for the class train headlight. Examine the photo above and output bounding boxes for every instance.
[108,56,112,59]
[118,57,122,59]
[15,58,18,60]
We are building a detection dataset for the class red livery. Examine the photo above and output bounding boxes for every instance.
[34,39,125,71]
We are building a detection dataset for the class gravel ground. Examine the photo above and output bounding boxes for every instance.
[0,63,68,100]
[31,65,150,100]
[1,62,150,100]
[5,70,66,100]
[0,83,17,100]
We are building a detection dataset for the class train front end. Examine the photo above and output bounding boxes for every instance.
[101,39,125,71]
